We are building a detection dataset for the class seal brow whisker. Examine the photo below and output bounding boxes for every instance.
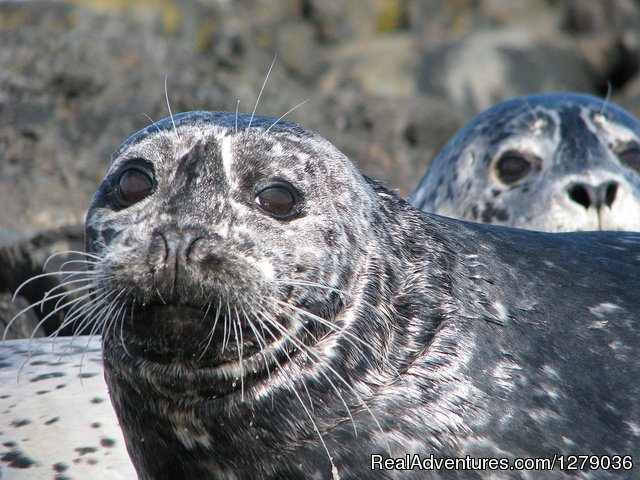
[235,99,240,136]
[599,81,613,116]
[247,55,277,135]
[264,98,310,135]
[143,113,163,135]
[164,74,180,142]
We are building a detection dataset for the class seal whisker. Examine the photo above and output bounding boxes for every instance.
[195,299,217,362]
[247,314,340,479]
[259,306,391,450]
[274,299,382,363]
[42,249,102,270]
[234,99,240,136]
[58,287,119,339]
[255,310,359,429]
[163,74,180,142]
[232,307,245,399]
[11,269,97,302]
[246,55,277,135]
[4,284,96,342]
[264,98,310,135]
[599,81,613,116]
[222,302,233,353]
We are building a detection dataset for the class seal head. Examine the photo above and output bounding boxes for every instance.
[410,92,640,231]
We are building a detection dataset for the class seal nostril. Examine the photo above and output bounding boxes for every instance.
[603,181,618,207]
[568,184,591,209]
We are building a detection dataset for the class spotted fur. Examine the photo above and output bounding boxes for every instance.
[0,336,134,479]
[410,93,640,231]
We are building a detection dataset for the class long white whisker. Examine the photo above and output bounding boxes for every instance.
[232,308,245,399]
[164,74,180,141]
[264,98,310,135]
[42,250,102,270]
[247,55,277,134]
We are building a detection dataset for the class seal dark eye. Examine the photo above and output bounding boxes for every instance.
[615,142,640,171]
[495,150,537,185]
[117,168,153,206]
[255,185,297,218]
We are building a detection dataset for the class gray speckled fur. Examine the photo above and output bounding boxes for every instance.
[410,93,640,232]
[0,336,134,479]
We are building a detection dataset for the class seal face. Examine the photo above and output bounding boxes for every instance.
[410,93,640,231]
[85,111,640,479]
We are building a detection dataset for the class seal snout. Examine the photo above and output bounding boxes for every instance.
[148,225,211,296]
[566,180,619,210]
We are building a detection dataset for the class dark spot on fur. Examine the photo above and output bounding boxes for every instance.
[53,462,69,472]
[1,394,10,399]
[90,397,105,404]
[56,384,67,389]
[30,360,49,366]
[0,361,14,368]
[3,441,17,447]
[481,202,510,223]
[11,419,32,428]
[79,372,98,379]
[36,390,50,395]
[91,422,102,428]
[75,446,98,456]
[324,229,336,247]
[1,450,36,468]
[30,372,65,382]
[100,437,116,448]
[45,417,60,425]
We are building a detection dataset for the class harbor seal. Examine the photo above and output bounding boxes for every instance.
[410,92,640,232]
[43,111,640,479]
[0,336,134,479]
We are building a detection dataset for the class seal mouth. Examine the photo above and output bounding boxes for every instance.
[109,301,321,397]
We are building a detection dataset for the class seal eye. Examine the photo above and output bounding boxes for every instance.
[616,142,640,171]
[255,185,297,218]
[495,151,536,184]
[117,168,153,206]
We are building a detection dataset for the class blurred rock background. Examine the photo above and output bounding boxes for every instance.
[2,0,640,335]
